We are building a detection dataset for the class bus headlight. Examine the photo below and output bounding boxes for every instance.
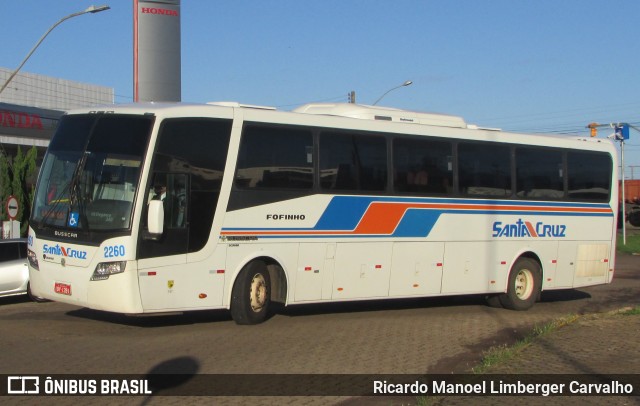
[27,249,39,270]
[91,261,126,281]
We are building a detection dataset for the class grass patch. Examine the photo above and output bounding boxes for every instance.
[617,233,640,254]
[417,309,636,404]
[471,314,579,374]
[417,315,579,404]
[472,307,640,374]
[620,306,640,316]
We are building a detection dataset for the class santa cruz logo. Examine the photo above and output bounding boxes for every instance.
[492,219,566,238]
[42,244,88,259]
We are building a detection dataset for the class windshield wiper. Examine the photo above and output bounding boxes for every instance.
[39,174,74,230]
[38,151,90,230]
[68,151,90,231]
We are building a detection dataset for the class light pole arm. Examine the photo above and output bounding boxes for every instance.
[372,86,401,106]
[372,80,413,106]
[0,5,109,95]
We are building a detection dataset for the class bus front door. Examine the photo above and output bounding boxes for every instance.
[137,173,189,310]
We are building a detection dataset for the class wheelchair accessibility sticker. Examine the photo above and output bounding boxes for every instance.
[68,212,79,228]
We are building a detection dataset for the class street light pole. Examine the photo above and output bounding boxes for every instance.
[0,5,110,95]
[372,80,413,106]
[617,123,639,246]
[620,130,627,245]
[588,122,636,245]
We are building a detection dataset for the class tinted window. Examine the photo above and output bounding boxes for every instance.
[155,119,230,191]
[393,137,453,194]
[140,118,232,258]
[236,126,313,189]
[32,115,153,231]
[320,132,387,191]
[516,147,564,199]
[459,142,511,197]
[568,151,611,201]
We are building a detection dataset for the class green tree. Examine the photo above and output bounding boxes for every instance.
[0,146,38,236]
[0,153,9,220]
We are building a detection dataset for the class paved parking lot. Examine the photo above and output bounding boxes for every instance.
[0,252,638,405]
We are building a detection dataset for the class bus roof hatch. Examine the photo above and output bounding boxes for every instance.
[293,103,467,128]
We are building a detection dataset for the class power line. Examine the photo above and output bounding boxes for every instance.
[480,101,640,125]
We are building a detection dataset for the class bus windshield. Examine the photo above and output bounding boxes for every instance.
[32,114,153,231]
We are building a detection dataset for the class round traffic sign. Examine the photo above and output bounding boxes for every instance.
[6,195,18,220]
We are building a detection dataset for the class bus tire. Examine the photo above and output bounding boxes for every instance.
[499,258,541,311]
[485,294,503,308]
[230,261,271,325]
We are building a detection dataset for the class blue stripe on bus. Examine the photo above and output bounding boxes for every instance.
[221,195,613,238]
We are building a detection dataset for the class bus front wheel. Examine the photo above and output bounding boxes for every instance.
[499,258,541,311]
[230,261,271,325]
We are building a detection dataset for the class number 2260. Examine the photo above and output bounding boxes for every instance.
[104,245,126,258]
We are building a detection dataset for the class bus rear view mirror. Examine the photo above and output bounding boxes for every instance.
[147,200,164,237]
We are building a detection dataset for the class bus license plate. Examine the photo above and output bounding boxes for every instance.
[54,282,71,296]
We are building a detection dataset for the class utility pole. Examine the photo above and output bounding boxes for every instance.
[619,125,628,245]
[587,122,632,244]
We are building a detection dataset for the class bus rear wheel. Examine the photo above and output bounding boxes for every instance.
[230,261,271,325]
[499,258,541,311]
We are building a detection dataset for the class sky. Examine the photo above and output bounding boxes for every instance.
[2,0,640,171]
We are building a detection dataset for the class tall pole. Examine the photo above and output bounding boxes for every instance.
[621,138,626,245]
[134,0,181,102]
[588,122,632,246]
[0,5,110,95]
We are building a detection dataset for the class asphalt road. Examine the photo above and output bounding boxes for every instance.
[0,253,638,405]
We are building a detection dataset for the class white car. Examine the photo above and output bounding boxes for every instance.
[0,238,46,302]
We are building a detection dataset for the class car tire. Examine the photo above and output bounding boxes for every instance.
[629,211,640,227]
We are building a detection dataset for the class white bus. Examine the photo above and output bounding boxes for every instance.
[27,102,618,324]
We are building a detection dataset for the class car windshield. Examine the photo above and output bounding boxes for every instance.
[32,114,153,231]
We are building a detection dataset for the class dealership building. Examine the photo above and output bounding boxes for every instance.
[0,67,114,161]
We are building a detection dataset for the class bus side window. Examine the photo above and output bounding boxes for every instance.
[393,136,452,195]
